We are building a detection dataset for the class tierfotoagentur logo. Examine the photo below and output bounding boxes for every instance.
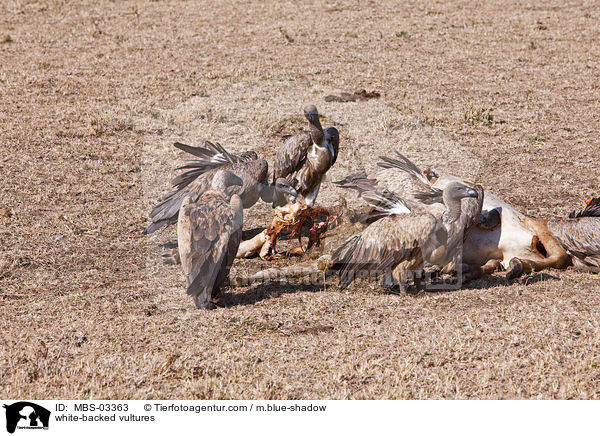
[3,402,50,433]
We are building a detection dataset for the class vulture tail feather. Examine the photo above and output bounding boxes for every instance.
[377,152,430,186]
[569,197,600,218]
[333,172,378,193]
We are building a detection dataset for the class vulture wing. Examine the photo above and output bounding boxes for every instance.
[376,154,444,204]
[172,141,258,189]
[547,217,600,272]
[325,127,340,167]
[272,132,312,182]
[144,171,215,234]
[334,172,379,194]
[569,197,600,218]
[144,159,267,234]
[331,212,442,289]
[378,152,431,186]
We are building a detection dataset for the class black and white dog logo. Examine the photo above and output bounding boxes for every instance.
[3,402,50,433]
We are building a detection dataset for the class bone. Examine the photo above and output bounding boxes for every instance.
[236,230,268,258]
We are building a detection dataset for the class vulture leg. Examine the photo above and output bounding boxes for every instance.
[505,218,570,279]
[161,245,181,265]
[391,255,424,295]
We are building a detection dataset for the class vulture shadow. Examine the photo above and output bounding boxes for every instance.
[420,271,560,294]
[218,281,327,308]
[217,270,560,307]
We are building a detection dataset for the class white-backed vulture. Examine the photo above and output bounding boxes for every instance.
[272,105,340,207]
[331,182,479,290]
[177,170,244,309]
[144,141,295,234]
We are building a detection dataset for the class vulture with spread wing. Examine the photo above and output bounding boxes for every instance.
[335,152,486,272]
[330,182,479,291]
[334,152,444,209]
[144,141,295,234]
[177,170,244,309]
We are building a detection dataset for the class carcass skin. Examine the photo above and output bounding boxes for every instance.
[433,175,569,276]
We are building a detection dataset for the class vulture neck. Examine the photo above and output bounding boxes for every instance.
[229,194,244,228]
[308,119,324,146]
[442,193,462,224]
[258,182,276,203]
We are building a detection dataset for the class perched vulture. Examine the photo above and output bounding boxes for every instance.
[272,105,340,207]
[331,182,479,290]
[144,141,295,234]
[177,170,244,309]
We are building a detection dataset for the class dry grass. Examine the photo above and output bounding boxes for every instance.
[1,0,599,399]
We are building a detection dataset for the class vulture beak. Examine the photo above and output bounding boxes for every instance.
[464,187,478,198]
[275,178,298,198]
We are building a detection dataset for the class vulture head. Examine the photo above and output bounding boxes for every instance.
[303,104,320,125]
[303,104,324,145]
[442,182,479,223]
[274,178,298,198]
[443,182,478,201]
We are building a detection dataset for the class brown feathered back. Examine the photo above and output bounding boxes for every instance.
[273,132,312,182]
[177,192,243,309]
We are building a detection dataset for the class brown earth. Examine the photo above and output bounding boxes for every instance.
[1,0,599,399]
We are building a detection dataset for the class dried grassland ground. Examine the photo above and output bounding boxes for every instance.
[1,0,599,399]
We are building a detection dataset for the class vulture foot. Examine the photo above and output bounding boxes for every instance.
[383,271,424,296]
[161,247,181,265]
